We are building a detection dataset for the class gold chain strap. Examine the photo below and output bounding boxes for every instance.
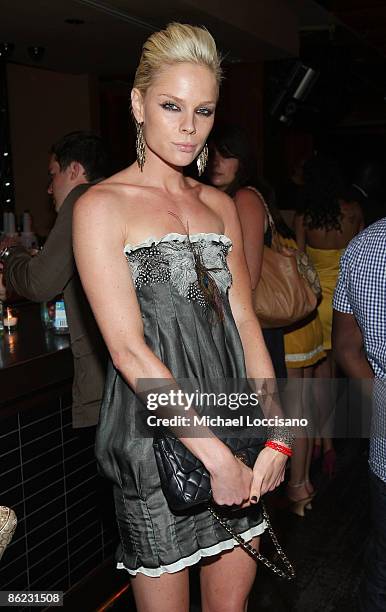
[207,501,295,581]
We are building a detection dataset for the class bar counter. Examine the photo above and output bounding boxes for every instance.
[0,303,117,610]
[0,302,72,408]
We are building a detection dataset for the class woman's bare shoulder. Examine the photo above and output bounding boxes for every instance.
[75,178,147,219]
[235,186,261,199]
[234,187,266,212]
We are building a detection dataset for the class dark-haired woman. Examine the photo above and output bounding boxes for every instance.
[209,123,286,378]
[295,155,364,476]
[208,126,325,511]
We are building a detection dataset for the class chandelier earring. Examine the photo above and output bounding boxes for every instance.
[135,121,146,171]
[196,143,208,177]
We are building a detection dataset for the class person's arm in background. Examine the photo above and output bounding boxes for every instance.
[333,310,374,428]
[333,311,373,379]
[332,249,374,442]
[3,185,88,302]
[233,187,266,290]
[332,247,373,380]
[294,213,306,251]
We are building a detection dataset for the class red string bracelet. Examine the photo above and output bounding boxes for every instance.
[265,440,293,457]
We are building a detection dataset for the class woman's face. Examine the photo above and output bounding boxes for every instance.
[209,147,239,191]
[132,62,217,170]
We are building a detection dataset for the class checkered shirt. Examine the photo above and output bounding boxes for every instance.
[333,218,386,483]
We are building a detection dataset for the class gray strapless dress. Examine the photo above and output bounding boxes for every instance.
[95,232,266,577]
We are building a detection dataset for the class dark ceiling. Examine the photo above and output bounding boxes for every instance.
[321,0,386,58]
[2,0,386,131]
[0,0,334,77]
[0,0,300,77]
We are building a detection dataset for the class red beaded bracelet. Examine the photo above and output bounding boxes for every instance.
[265,440,293,457]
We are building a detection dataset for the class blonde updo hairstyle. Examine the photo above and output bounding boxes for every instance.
[133,22,222,103]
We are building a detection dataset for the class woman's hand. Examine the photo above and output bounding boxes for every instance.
[209,451,253,508]
[249,447,288,503]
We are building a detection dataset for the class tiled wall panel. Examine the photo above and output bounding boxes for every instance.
[0,390,117,611]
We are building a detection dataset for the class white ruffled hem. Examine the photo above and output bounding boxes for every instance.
[116,520,267,577]
[123,232,233,254]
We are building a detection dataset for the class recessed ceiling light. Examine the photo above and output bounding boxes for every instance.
[65,18,85,25]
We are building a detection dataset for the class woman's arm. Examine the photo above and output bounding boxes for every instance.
[233,187,266,290]
[73,185,253,507]
[217,190,273,380]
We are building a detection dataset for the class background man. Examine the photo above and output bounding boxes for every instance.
[0,131,109,428]
[333,218,386,612]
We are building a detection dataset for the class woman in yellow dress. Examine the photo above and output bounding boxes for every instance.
[295,154,364,477]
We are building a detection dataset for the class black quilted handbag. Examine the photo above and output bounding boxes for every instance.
[153,431,263,511]
[153,430,295,580]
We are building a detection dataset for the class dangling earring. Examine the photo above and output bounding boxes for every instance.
[136,121,146,171]
[197,143,208,177]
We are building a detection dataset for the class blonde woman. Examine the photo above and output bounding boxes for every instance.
[73,24,290,612]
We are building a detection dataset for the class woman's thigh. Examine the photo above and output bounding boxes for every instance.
[199,536,259,612]
[130,567,189,612]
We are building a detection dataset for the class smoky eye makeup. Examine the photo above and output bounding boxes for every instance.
[160,101,181,111]
[159,95,215,117]
[196,107,214,117]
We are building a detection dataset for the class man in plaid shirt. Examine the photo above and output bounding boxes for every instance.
[333,218,386,612]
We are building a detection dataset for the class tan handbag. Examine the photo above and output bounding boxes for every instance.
[249,189,320,329]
